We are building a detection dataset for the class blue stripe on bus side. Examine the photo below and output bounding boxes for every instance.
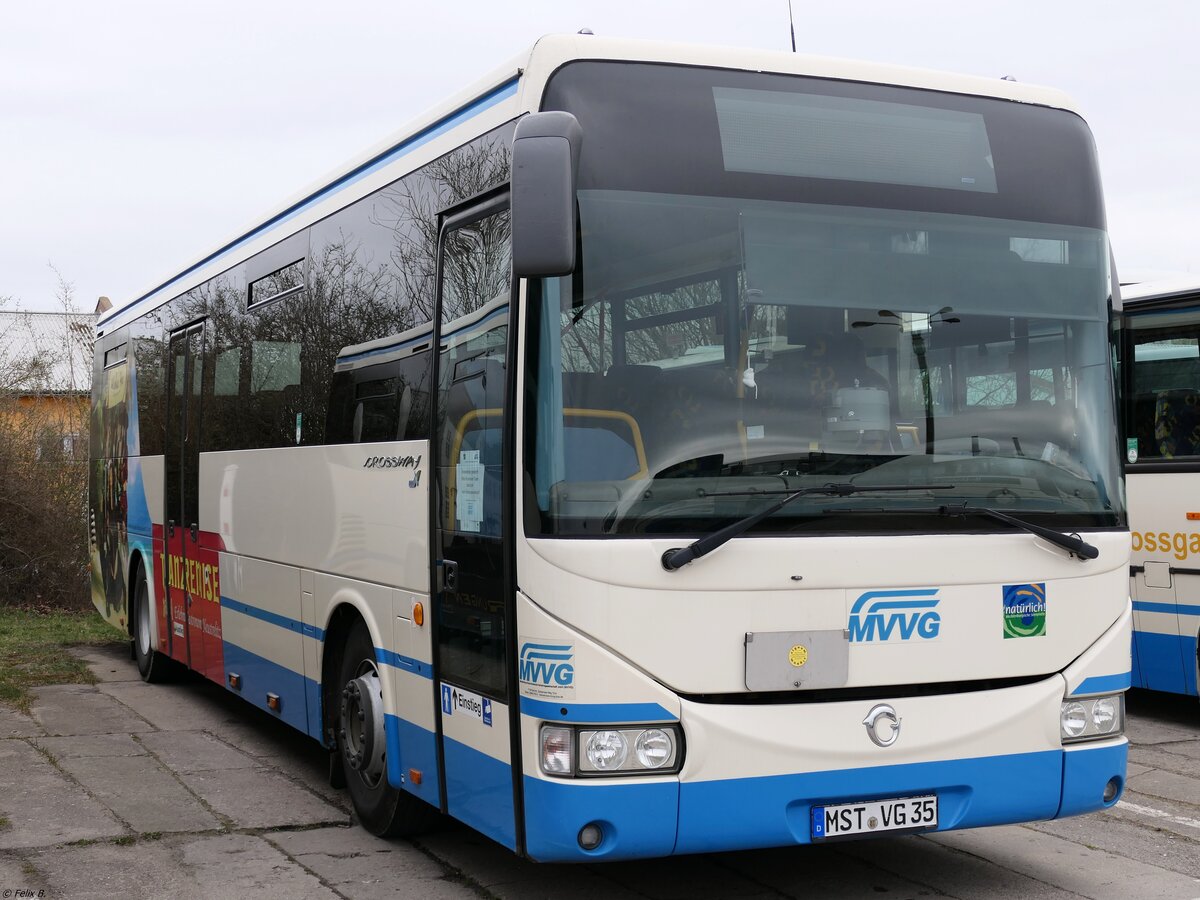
[384,713,441,807]
[1070,672,1132,696]
[443,735,517,850]
[100,76,520,328]
[375,648,433,679]
[519,696,677,723]
[1133,600,1200,616]
[221,640,319,739]
[1132,630,1199,696]
[383,714,511,847]
[221,595,430,676]
[222,596,434,740]
[222,596,321,637]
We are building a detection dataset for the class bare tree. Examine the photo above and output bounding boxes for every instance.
[0,271,92,608]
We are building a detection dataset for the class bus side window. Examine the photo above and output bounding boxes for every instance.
[1130,315,1200,460]
[324,349,432,445]
[396,351,432,441]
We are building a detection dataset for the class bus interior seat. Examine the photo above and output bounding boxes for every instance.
[752,334,891,450]
[1130,392,1162,459]
[652,366,742,475]
[604,364,664,412]
[448,356,506,423]
[934,402,1076,457]
[561,371,607,408]
[1154,389,1200,458]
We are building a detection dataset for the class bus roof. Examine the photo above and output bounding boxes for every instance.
[98,34,1085,334]
[520,34,1081,112]
[1121,275,1200,305]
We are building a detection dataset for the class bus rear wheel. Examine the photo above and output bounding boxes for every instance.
[336,619,439,837]
[1194,633,1199,706]
[132,566,172,683]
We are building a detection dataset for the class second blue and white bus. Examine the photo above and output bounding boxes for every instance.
[89,35,1131,860]
[1122,276,1200,698]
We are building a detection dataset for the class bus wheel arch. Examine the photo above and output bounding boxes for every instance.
[1195,627,1200,702]
[129,553,171,683]
[321,604,439,837]
[321,604,365,747]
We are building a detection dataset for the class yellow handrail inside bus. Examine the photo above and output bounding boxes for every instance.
[445,406,649,530]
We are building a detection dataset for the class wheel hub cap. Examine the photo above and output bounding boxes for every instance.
[340,667,385,785]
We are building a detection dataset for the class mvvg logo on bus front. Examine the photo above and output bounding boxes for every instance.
[519,641,575,691]
[848,589,941,643]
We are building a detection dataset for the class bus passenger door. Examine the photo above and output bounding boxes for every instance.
[164,323,206,675]
[430,192,519,850]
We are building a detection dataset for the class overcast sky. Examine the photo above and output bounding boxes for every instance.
[4,1,1198,314]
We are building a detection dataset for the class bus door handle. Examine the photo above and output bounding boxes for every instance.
[441,559,459,593]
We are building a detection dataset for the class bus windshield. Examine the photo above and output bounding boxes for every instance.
[526,63,1121,537]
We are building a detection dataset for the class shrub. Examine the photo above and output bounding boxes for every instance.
[0,287,93,609]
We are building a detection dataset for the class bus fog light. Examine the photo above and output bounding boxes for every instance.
[541,725,573,775]
[1091,697,1117,733]
[1103,777,1121,803]
[578,822,603,850]
[585,730,629,771]
[1060,702,1087,739]
[634,729,673,769]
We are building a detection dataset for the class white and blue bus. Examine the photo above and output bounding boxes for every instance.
[89,35,1131,860]
[1121,277,1200,698]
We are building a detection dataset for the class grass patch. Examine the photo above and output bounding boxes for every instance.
[0,608,126,713]
[0,815,10,829]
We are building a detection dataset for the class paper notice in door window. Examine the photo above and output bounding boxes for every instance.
[456,450,484,532]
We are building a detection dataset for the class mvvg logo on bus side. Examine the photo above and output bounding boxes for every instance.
[519,641,575,688]
[848,589,941,643]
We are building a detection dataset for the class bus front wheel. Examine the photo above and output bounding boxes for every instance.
[336,619,439,837]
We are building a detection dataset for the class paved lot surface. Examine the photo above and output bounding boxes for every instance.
[0,644,1197,899]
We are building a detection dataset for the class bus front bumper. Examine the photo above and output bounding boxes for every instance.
[523,675,1127,862]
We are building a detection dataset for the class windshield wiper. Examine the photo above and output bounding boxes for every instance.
[660,483,954,571]
[935,503,1099,561]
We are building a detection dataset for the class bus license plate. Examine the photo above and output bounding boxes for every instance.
[812,795,937,840]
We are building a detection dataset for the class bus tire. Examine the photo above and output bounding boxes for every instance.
[132,566,172,684]
[1194,632,1199,706]
[337,618,440,837]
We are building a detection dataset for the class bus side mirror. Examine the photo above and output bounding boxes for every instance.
[511,111,582,277]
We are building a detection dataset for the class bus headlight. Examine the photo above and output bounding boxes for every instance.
[1091,697,1118,733]
[634,728,674,769]
[1060,702,1088,739]
[584,730,629,771]
[540,723,682,777]
[1060,694,1124,743]
[577,725,680,774]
